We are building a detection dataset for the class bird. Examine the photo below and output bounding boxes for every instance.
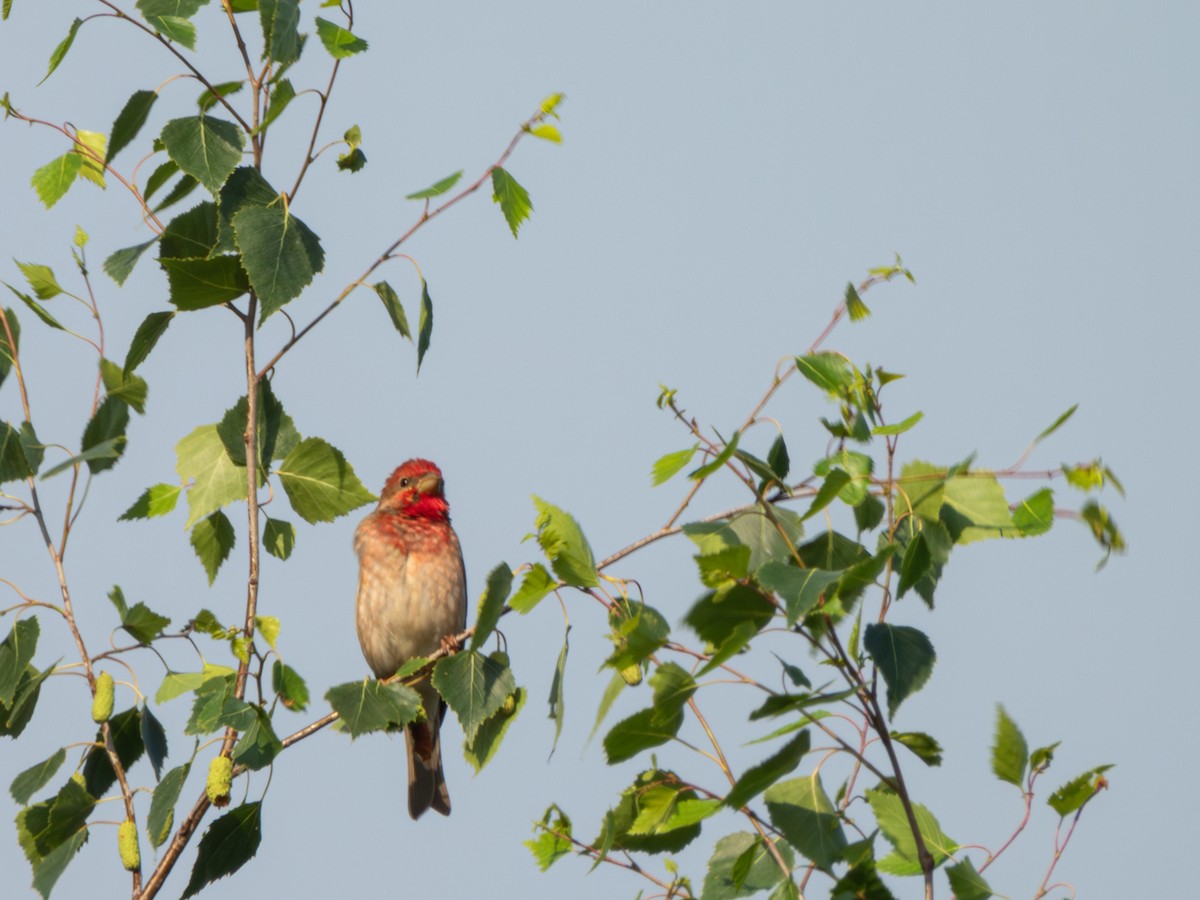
[354,458,467,819]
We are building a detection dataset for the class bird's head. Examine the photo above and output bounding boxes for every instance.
[378,458,450,521]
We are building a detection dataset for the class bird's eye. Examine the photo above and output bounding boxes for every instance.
[399,478,410,488]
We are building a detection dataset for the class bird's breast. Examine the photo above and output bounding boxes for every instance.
[354,521,467,679]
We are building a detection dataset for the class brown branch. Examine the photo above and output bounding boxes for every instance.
[257,101,556,378]
[96,1,253,134]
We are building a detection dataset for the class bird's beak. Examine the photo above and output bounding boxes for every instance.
[415,472,442,496]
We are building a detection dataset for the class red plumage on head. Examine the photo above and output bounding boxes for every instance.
[379,458,450,521]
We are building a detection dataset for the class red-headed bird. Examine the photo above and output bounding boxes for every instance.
[354,458,467,818]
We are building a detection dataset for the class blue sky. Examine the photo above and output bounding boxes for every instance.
[1,3,1196,898]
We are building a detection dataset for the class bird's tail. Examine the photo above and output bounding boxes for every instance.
[405,699,450,819]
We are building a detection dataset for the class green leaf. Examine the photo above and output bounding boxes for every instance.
[684,583,775,661]
[651,445,698,486]
[17,778,94,867]
[589,670,626,743]
[137,0,203,46]
[1080,499,1126,567]
[866,786,957,876]
[15,261,63,300]
[416,279,433,372]
[336,146,366,172]
[10,747,65,805]
[464,685,525,773]
[107,89,158,163]
[863,624,935,718]
[143,159,180,202]
[17,421,43,476]
[160,116,245,193]
[602,706,683,765]
[232,204,323,320]
[122,601,171,644]
[1048,765,1112,816]
[147,762,189,848]
[38,439,123,480]
[181,802,262,899]
[262,517,295,560]
[992,705,1028,787]
[0,658,51,738]
[548,634,568,752]
[527,123,562,143]
[406,170,463,200]
[153,172,200,212]
[683,506,804,573]
[844,281,869,321]
[31,153,81,208]
[30,828,87,899]
[469,563,512,651]
[74,128,108,184]
[103,240,156,285]
[606,602,670,669]
[372,281,411,340]
[215,167,280,251]
[432,649,515,743]
[756,563,840,626]
[119,483,182,520]
[1035,403,1078,443]
[216,381,295,469]
[271,661,308,711]
[941,473,1017,543]
[326,679,422,738]
[258,0,301,65]
[0,420,33,483]
[176,424,247,527]
[689,430,740,480]
[532,496,598,588]
[891,731,943,766]
[701,832,794,900]
[491,166,533,237]
[0,306,19,389]
[795,352,854,395]
[594,771,709,854]
[186,676,253,735]
[81,397,130,474]
[162,256,250,309]
[141,703,169,779]
[197,83,244,113]
[160,201,220,260]
[155,664,234,704]
[314,16,368,58]
[872,411,923,436]
[802,469,851,520]
[277,436,376,524]
[1031,741,1060,773]
[190,511,236,584]
[83,707,144,797]
[895,530,930,600]
[255,614,280,651]
[124,311,174,374]
[509,563,555,614]
[725,730,811,810]
[694,544,751,588]
[5,283,64,331]
[764,773,847,873]
[40,17,82,84]
[526,805,573,871]
[1013,487,1054,537]
[946,857,993,900]
[813,450,873,507]
[602,664,696,764]
[100,358,148,414]
[232,707,282,770]
[254,78,295,134]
